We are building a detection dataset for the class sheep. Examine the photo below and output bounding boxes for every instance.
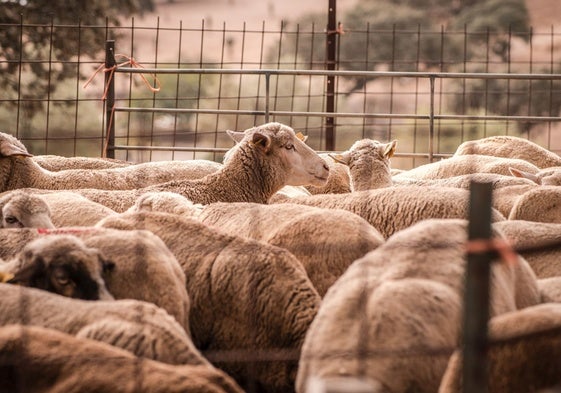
[438,303,561,393]
[16,122,330,212]
[4,234,115,301]
[0,130,223,192]
[0,189,55,228]
[37,191,118,226]
[96,210,321,393]
[0,324,244,393]
[128,191,204,218]
[304,153,351,195]
[329,138,397,191]
[453,135,561,169]
[198,201,385,296]
[508,185,561,223]
[272,185,505,239]
[296,218,540,393]
[493,220,561,279]
[0,227,191,333]
[33,154,133,171]
[509,166,561,186]
[392,154,540,181]
[392,173,538,218]
[0,283,208,366]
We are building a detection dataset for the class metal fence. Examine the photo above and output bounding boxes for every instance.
[2,18,561,169]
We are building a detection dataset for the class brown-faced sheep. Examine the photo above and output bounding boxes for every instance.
[0,131,222,192]
[296,218,540,393]
[5,234,115,301]
[454,135,561,169]
[197,201,385,296]
[0,283,207,366]
[439,303,561,393]
[19,122,330,212]
[96,210,321,393]
[0,190,55,229]
[272,185,505,239]
[0,227,191,333]
[0,324,243,393]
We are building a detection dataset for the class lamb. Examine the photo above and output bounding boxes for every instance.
[33,154,133,171]
[508,186,561,223]
[0,130,223,192]
[493,220,561,279]
[0,283,208,366]
[439,303,561,393]
[453,135,561,169]
[392,154,540,181]
[295,218,540,393]
[0,189,55,228]
[197,201,385,296]
[0,325,243,393]
[329,138,397,191]
[392,173,538,218]
[18,122,330,212]
[0,227,191,333]
[96,210,321,393]
[272,185,505,239]
[4,234,115,301]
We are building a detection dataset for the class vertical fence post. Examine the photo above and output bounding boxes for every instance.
[325,0,337,151]
[429,75,435,163]
[462,180,493,393]
[104,40,116,159]
[265,72,271,123]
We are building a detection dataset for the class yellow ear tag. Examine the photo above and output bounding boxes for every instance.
[0,271,14,283]
[295,132,307,142]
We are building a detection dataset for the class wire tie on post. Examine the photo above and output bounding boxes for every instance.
[464,238,519,265]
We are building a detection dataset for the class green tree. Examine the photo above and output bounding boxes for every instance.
[0,0,153,115]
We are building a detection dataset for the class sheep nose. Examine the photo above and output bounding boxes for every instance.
[322,163,329,172]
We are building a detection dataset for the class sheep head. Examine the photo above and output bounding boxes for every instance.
[8,235,115,301]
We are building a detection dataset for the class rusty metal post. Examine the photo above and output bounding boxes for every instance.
[462,180,493,393]
[104,40,116,159]
[325,0,337,151]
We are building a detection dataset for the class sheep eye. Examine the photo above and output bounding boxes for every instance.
[53,269,70,286]
[285,143,295,151]
[4,216,18,224]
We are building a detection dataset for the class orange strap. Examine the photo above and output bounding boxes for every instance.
[464,238,519,265]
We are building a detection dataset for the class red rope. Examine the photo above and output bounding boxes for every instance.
[464,238,519,265]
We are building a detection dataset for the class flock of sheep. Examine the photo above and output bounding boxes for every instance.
[1,122,561,392]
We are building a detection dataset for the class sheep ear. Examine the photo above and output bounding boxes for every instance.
[7,255,47,288]
[251,132,271,152]
[0,138,32,158]
[0,271,14,283]
[329,152,350,166]
[295,132,308,143]
[509,167,540,184]
[384,140,397,158]
[226,130,245,144]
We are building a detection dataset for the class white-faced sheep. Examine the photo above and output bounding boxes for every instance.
[0,131,222,192]
[454,135,561,169]
[508,186,561,223]
[0,325,244,393]
[19,122,330,212]
[33,154,133,171]
[329,139,397,191]
[0,227,191,333]
[4,234,115,301]
[439,303,561,393]
[493,220,561,279]
[392,154,540,181]
[0,190,55,228]
[37,191,118,226]
[96,210,321,393]
[197,201,385,296]
[392,172,538,218]
[273,185,505,239]
[296,218,540,393]
[0,283,207,366]
[304,153,351,195]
